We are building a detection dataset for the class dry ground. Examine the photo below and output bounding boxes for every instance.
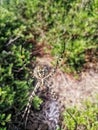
[36,54,98,108]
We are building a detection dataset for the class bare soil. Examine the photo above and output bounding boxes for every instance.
[36,54,98,108]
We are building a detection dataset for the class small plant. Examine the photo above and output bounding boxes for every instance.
[32,96,43,110]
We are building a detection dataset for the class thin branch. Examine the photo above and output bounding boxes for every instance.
[6,36,20,46]
[22,81,40,129]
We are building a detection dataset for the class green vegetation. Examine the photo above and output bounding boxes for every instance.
[1,0,98,72]
[0,0,98,130]
[0,1,33,129]
[63,100,98,130]
[32,96,43,110]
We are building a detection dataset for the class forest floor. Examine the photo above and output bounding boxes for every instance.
[10,45,98,130]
